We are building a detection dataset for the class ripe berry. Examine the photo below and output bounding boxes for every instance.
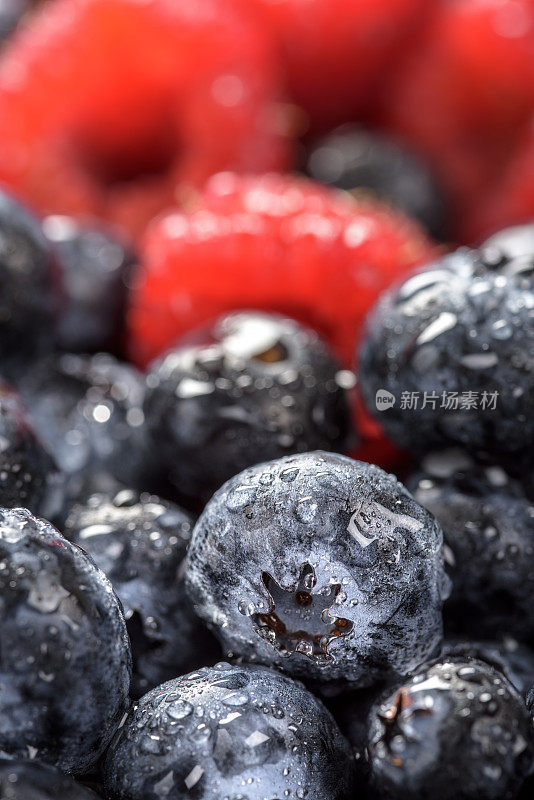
[0,381,62,519]
[16,352,149,499]
[247,0,428,132]
[65,486,221,698]
[384,0,534,240]
[0,508,131,773]
[0,0,290,237]
[128,172,435,368]
[185,451,448,687]
[306,125,447,239]
[442,638,534,698]
[144,311,355,503]
[463,133,534,242]
[368,658,534,800]
[43,215,135,353]
[0,759,102,799]
[0,187,56,378]
[407,449,534,639]
[358,248,534,462]
[104,662,355,800]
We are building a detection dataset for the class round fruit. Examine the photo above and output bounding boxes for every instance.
[144,311,355,503]
[0,507,131,772]
[185,451,448,687]
[104,662,354,800]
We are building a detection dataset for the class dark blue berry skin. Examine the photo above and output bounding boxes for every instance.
[16,352,151,500]
[65,487,221,699]
[104,662,355,800]
[442,638,534,698]
[0,759,102,799]
[0,508,131,773]
[43,215,135,354]
[306,125,448,239]
[359,248,534,463]
[185,451,448,688]
[406,450,534,640]
[368,658,534,800]
[0,188,56,379]
[144,311,355,504]
[0,381,63,519]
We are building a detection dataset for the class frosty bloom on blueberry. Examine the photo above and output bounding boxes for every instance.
[368,658,534,800]
[407,450,534,639]
[0,508,131,773]
[359,247,534,463]
[104,662,354,800]
[65,486,220,698]
[185,451,449,687]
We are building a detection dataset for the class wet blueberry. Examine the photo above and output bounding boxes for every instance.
[43,215,135,354]
[0,381,63,519]
[442,637,534,698]
[0,758,102,799]
[185,451,448,687]
[368,658,534,800]
[144,311,355,504]
[0,187,56,379]
[480,224,534,285]
[16,352,150,499]
[407,450,534,639]
[65,487,221,698]
[0,508,131,772]
[359,248,534,463]
[104,662,355,800]
[306,125,448,239]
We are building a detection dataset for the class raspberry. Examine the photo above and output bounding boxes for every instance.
[461,128,534,243]
[0,0,290,238]
[384,0,534,240]
[246,0,428,132]
[127,173,435,369]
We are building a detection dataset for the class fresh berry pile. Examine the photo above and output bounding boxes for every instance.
[0,1,533,799]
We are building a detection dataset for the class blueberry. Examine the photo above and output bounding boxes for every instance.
[358,248,534,462]
[185,451,448,687]
[481,224,534,284]
[144,312,355,504]
[104,662,355,800]
[16,352,150,499]
[442,638,534,698]
[65,487,221,698]
[407,450,534,639]
[43,215,135,354]
[305,125,448,239]
[0,188,56,378]
[0,381,63,519]
[368,658,534,800]
[0,758,102,799]
[0,508,131,772]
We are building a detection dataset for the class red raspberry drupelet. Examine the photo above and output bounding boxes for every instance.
[0,0,291,237]
[127,172,436,369]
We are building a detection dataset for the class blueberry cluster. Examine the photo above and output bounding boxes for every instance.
[0,178,533,800]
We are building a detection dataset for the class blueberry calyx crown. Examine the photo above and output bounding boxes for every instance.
[251,563,353,662]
